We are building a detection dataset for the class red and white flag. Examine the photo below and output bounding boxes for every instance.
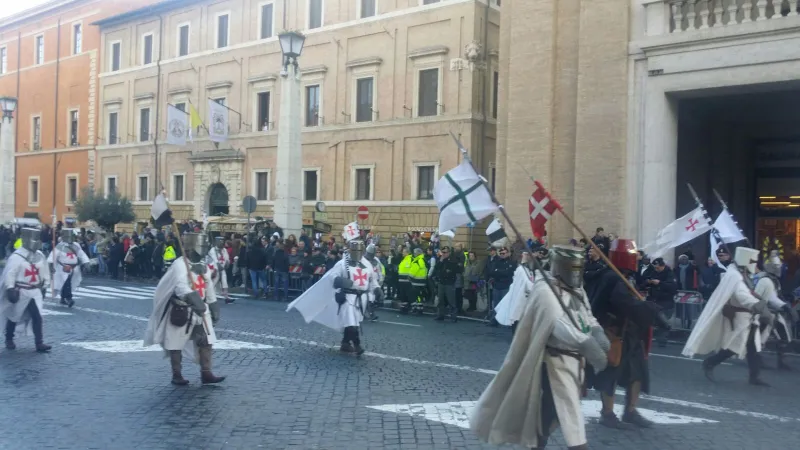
[529,186,557,238]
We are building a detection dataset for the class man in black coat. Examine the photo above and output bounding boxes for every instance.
[434,247,463,323]
[641,258,678,347]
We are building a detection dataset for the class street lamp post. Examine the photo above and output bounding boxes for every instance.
[0,96,18,225]
[274,31,306,238]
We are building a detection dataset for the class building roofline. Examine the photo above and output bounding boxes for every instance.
[90,0,195,28]
[0,0,84,30]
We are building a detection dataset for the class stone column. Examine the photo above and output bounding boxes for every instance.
[273,64,303,237]
[0,116,16,224]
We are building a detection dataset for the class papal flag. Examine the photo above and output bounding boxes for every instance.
[643,206,712,258]
[208,99,228,142]
[188,104,203,142]
[433,160,497,233]
[166,104,188,146]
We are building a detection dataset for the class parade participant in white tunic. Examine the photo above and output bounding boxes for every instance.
[754,251,797,371]
[471,245,609,450]
[1,228,52,352]
[49,229,90,308]
[494,250,535,334]
[364,244,384,322]
[683,246,774,386]
[287,222,381,356]
[143,233,225,386]
[207,236,233,304]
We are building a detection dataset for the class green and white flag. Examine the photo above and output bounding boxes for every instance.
[433,160,497,233]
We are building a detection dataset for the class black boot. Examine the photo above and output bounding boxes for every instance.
[170,350,189,385]
[702,349,735,382]
[199,347,226,384]
[35,342,52,353]
[5,339,15,350]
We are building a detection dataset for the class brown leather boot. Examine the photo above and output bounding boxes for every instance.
[199,347,226,384]
[170,350,189,385]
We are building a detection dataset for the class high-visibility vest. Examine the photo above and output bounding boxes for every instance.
[14,238,22,249]
[409,255,428,285]
[397,255,413,282]
[163,245,176,263]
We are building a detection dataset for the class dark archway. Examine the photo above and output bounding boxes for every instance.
[209,183,229,216]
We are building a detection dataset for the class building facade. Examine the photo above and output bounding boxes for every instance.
[496,0,800,260]
[93,0,500,240]
[0,0,156,224]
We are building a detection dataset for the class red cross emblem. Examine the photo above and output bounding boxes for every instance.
[193,275,206,298]
[685,218,700,232]
[66,252,76,259]
[353,268,368,287]
[24,265,39,283]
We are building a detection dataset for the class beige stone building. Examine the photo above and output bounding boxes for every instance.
[497,0,800,263]
[92,0,501,240]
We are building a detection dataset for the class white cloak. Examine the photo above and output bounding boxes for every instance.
[0,248,50,336]
[287,257,379,332]
[494,265,534,326]
[143,257,217,364]
[207,247,230,289]
[471,276,596,447]
[49,242,89,292]
[683,269,761,359]
[753,273,792,345]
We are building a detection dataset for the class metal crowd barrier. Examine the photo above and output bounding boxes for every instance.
[672,290,705,331]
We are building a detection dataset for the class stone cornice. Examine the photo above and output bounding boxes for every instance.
[408,45,449,59]
[300,65,329,76]
[206,81,234,90]
[346,57,383,69]
[248,74,278,84]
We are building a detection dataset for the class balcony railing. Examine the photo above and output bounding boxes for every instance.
[643,0,800,36]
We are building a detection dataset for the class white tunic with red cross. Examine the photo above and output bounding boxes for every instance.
[49,242,89,292]
[333,257,379,328]
[1,247,51,326]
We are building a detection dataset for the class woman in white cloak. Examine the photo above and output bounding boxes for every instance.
[470,245,608,450]
[49,229,90,307]
[494,251,535,334]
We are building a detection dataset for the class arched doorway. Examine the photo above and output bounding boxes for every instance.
[209,183,229,216]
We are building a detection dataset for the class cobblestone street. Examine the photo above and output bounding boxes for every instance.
[2,279,799,449]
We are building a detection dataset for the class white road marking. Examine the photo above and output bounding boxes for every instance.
[378,321,422,328]
[366,400,717,427]
[62,339,279,353]
[42,300,800,423]
[41,309,72,316]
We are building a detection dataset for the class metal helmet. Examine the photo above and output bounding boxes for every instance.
[550,245,586,289]
[214,236,225,249]
[609,239,638,273]
[60,228,75,244]
[348,240,365,262]
[183,233,210,264]
[365,243,377,262]
[764,250,782,277]
[20,227,42,252]
[734,246,759,274]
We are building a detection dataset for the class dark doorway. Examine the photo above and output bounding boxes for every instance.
[209,183,229,216]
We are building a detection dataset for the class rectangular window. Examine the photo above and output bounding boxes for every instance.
[360,0,376,18]
[178,24,190,56]
[490,166,496,192]
[492,71,499,119]
[143,34,153,64]
[174,102,186,112]
[0,47,7,74]
[255,171,269,201]
[108,112,118,144]
[69,110,79,146]
[67,176,78,204]
[356,77,373,123]
[304,170,318,201]
[216,14,229,49]
[309,0,323,29]
[32,116,42,150]
[106,177,117,196]
[111,41,121,71]
[257,92,270,131]
[423,0,440,4]
[138,176,149,201]
[29,178,39,204]
[35,35,44,65]
[305,85,320,127]
[418,68,439,117]
[73,23,82,54]
[355,168,371,201]
[260,3,274,39]
[139,108,150,142]
[417,166,435,200]
[173,174,185,201]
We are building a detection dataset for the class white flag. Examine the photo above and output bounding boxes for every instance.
[166,104,188,146]
[434,160,497,233]
[710,209,746,269]
[208,99,228,142]
[644,206,711,258]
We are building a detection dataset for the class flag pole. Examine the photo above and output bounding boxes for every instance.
[447,133,580,330]
[519,168,645,301]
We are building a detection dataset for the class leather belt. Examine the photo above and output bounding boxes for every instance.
[15,283,41,290]
[546,346,582,360]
